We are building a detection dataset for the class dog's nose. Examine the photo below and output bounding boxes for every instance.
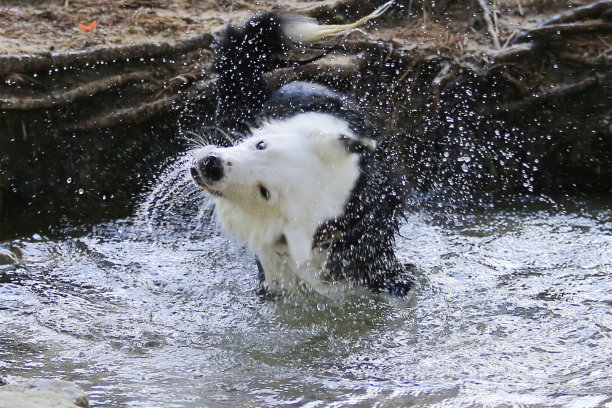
[197,155,224,181]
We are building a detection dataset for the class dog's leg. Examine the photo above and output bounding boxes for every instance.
[255,257,265,284]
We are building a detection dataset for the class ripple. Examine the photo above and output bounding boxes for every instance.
[1,199,611,407]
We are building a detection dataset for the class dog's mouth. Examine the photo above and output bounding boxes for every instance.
[190,167,223,198]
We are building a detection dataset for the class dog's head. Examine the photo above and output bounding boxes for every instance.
[191,112,375,264]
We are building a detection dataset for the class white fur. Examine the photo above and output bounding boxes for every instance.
[192,112,363,295]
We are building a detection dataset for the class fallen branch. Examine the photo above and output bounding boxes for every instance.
[0,33,213,74]
[0,71,154,110]
[539,0,612,27]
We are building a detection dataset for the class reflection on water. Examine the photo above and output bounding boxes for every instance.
[1,161,611,407]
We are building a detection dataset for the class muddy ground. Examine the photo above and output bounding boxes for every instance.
[1,1,357,55]
[0,0,592,55]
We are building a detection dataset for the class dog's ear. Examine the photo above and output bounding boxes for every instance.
[284,227,313,265]
[338,134,377,154]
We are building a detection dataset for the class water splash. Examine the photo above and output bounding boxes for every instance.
[2,200,611,407]
[135,152,214,237]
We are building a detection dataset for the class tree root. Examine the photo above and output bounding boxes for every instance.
[494,43,534,62]
[64,94,181,131]
[0,71,154,110]
[476,0,501,49]
[513,22,612,43]
[0,33,213,74]
[559,52,612,67]
[511,0,612,45]
[63,53,371,131]
[495,74,609,113]
[539,0,612,27]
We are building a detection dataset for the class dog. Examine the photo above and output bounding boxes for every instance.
[190,2,414,297]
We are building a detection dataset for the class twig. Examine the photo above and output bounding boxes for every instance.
[431,61,452,108]
[397,59,418,82]
[502,30,518,49]
[477,0,501,49]
[499,72,528,95]
[515,0,524,16]
[0,71,154,110]
[432,62,452,88]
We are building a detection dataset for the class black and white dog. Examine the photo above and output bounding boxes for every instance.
[190,2,414,297]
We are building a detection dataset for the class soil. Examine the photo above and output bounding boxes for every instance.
[0,1,590,57]
[0,0,348,55]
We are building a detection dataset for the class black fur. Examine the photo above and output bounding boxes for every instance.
[211,12,290,130]
[209,12,414,295]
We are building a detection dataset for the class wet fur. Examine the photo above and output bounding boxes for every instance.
[191,12,413,296]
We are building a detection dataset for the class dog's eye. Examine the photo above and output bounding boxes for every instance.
[259,185,270,200]
[256,141,267,150]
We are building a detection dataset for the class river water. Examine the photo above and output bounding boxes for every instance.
[1,158,611,407]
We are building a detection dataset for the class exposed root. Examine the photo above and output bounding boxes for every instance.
[495,74,609,113]
[0,71,154,110]
[558,52,612,67]
[494,43,534,62]
[539,0,612,26]
[476,0,501,49]
[65,95,180,131]
[0,33,213,74]
[513,22,612,43]
[339,39,416,63]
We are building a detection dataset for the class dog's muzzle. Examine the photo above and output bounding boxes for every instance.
[191,155,224,183]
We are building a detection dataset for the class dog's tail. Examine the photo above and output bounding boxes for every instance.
[283,0,394,43]
[211,1,394,129]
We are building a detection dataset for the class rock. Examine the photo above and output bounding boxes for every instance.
[0,247,19,265]
[0,379,89,408]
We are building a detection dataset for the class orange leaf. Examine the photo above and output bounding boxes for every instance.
[79,21,97,32]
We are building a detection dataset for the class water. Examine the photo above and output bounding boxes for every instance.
[1,159,611,407]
